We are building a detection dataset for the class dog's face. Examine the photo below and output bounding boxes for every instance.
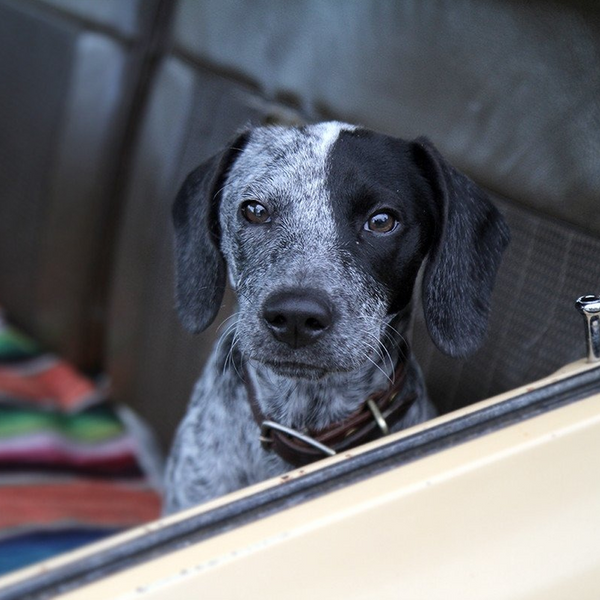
[173,122,509,378]
[217,123,434,377]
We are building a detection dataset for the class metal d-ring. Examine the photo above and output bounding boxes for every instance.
[366,399,390,436]
[260,421,337,456]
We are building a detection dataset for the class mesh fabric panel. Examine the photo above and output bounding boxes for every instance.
[412,196,600,414]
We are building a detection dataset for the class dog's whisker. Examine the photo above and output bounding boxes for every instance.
[382,326,409,360]
[360,333,388,363]
[355,315,397,373]
[216,313,239,333]
[361,336,387,365]
[221,323,239,370]
[217,319,238,342]
[226,331,245,381]
[362,339,395,384]
[370,318,409,360]
[366,332,395,375]
[364,352,394,386]
[216,321,240,356]
[381,319,407,342]
[222,339,234,376]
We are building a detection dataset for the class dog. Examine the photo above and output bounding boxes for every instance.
[163,121,509,513]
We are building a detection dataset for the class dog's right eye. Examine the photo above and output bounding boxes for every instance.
[241,201,271,224]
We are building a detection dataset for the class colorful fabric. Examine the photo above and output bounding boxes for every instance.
[0,310,103,411]
[0,308,163,576]
[0,405,141,476]
[0,324,40,362]
[0,529,119,576]
[0,357,105,411]
[0,479,161,530]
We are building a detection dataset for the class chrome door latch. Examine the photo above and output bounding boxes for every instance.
[576,295,600,362]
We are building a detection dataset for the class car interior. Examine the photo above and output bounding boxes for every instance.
[1,0,599,579]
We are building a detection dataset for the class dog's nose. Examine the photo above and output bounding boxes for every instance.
[262,291,333,348]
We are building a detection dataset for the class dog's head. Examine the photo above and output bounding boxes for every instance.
[173,122,509,378]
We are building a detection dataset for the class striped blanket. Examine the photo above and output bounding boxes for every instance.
[0,309,162,575]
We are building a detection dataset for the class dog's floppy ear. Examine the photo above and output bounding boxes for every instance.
[172,133,248,333]
[412,137,510,357]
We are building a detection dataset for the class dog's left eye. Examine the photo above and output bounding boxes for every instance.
[241,200,271,224]
[364,212,398,234]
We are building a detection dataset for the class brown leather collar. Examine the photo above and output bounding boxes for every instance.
[245,355,417,467]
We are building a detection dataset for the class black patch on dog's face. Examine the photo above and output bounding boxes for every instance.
[326,129,437,314]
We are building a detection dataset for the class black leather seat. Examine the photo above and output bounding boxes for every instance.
[0,0,161,370]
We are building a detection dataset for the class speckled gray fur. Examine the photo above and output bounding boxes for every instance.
[164,121,508,514]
